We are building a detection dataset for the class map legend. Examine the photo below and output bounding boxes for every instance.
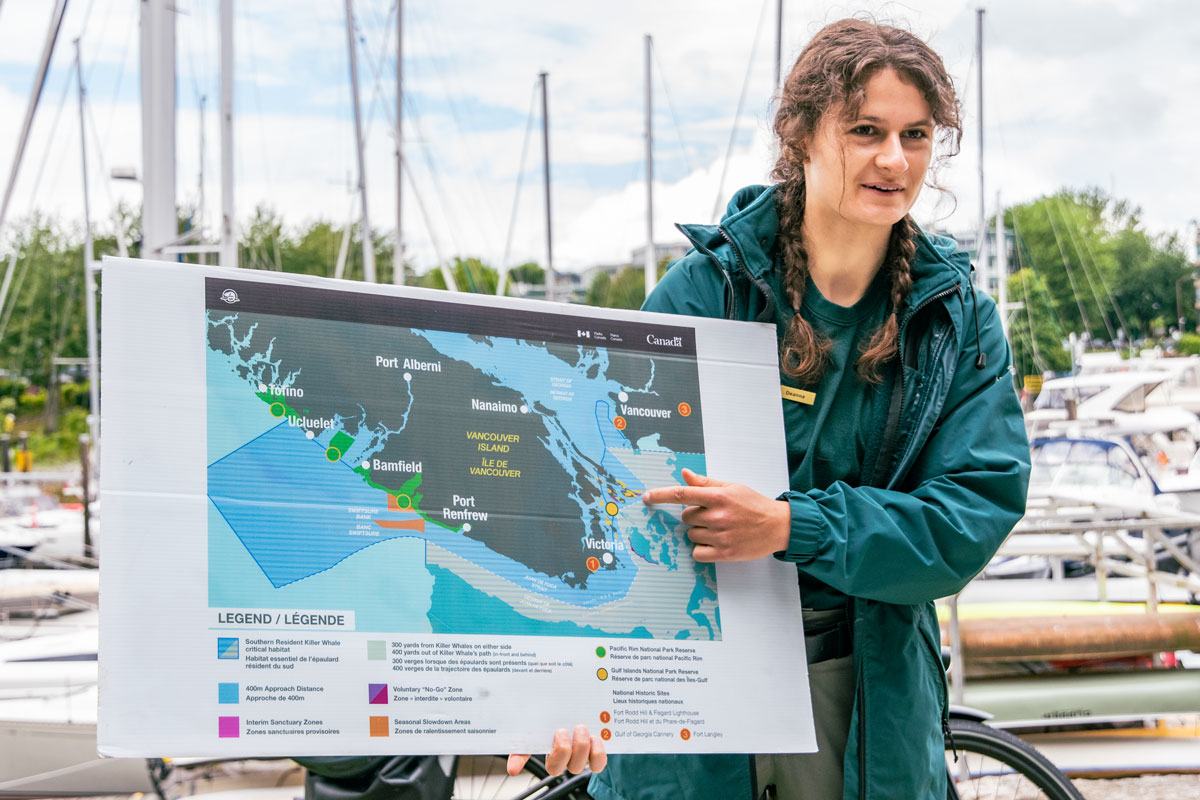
[368,684,387,704]
[217,638,239,659]
[367,640,386,660]
[369,716,389,737]
[218,683,239,704]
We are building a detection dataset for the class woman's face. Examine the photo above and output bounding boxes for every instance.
[803,68,934,231]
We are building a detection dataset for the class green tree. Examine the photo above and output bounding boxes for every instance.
[584,260,670,310]
[506,261,544,287]
[586,267,645,309]
[1006,268,1071,379]
[1007,189,1192,346]
[416,257,498,294]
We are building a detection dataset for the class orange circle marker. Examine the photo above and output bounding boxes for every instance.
[599,711,611,724]
[600,728,612,740]
[680,728,691,741]
[677,402,692,417]
[613,416,627,431]
[596,668,609,681]
[586,556,601,572]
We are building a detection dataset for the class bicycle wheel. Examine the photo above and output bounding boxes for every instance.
[452,755,592,800]
[945,719,1084,800]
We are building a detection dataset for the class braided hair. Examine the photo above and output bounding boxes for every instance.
[772,19,961,385]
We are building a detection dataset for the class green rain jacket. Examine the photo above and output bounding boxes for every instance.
[589,185,1030,800]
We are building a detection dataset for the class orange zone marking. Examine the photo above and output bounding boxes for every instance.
[374,518,426,531]
[387,494,413,511]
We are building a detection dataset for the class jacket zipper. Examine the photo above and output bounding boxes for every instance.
[712,226,744,320]
[917,609,955,761]
[882,284,962,484]
[858,282,961,800]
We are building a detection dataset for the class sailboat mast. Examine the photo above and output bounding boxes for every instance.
[996,190,1009,343]
[220,0,236,267]
[0,0,69,244]
[141,0,177,259]
[394,0,404,285]
[540,71,555,302]
[975,7,987,294]
[345,0,376,282]
[644,35,655,298]
[774,0,783,91]
[75,38,100,455]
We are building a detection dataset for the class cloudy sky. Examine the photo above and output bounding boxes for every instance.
[0,0,1196,275]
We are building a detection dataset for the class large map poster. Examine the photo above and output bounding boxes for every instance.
[204,279,717,641]
[99,259,814,758]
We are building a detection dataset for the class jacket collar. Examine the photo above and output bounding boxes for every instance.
[680,184,969,316]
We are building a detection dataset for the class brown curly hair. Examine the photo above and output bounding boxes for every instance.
[772,19,962,384]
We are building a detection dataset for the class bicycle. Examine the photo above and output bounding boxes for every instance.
[145,754,592,800]
[945,707,1084,800]
[452,755,591,800]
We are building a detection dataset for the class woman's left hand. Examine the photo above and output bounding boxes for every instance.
[507,725,607,777]
[642,468,791,562]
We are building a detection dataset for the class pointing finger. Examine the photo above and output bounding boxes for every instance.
[641,484,720,507]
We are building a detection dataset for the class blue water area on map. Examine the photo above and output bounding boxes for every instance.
[208,422,639,606]
[206,346,282,463]
[426,563,654,639]
[208,504,436,633]
[209,423,424,586]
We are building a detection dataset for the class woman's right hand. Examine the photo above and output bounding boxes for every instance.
[507,725,606,776]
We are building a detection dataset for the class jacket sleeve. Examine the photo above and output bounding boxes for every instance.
[778,291,1031,605]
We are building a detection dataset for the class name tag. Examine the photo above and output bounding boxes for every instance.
[781,385,815,405]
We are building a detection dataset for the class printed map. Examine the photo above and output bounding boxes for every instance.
[205,280,719,640]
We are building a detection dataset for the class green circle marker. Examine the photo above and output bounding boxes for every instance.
[325,447,341,462]
[269,402,286,417]
[595,646,606,658]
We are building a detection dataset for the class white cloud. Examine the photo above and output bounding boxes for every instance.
[2,0,1197,276]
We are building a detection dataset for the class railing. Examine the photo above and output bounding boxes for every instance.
[944,493,1200,704]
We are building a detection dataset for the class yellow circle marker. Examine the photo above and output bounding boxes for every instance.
[269,402,286,417]
[605,501,619,516]
[395,494,412,510]
[325,447,341,462]
[596,668,608,681]
[677,402,692,417]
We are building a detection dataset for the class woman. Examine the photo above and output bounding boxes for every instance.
[512,18,1030,800]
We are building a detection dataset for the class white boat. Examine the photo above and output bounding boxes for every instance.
[1025,370,1199,436]
[0,494,97,566]
[0,610,156,796]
